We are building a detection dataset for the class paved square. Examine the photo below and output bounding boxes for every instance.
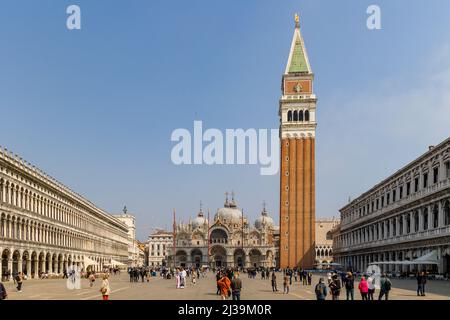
[2,272,450,300]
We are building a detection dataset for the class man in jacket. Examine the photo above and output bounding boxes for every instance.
[344,272,354,300]
[417,271,427,296]
[230,273,243,300]
[315,278,328,300]
[0,282,7,300]
[378,273,392,300]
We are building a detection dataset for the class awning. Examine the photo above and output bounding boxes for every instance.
[84,257,99,266]
[369,250,439,266]
[110,259,127,266]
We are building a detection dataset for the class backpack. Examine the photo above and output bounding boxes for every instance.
[315,284,324,296]
[384,279,392,291]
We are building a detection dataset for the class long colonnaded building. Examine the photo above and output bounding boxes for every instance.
[0,147,129,279]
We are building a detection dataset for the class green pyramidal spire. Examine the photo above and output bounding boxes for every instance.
[288,33,309,73]
[285,14,311,75]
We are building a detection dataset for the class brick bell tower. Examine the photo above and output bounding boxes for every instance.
[279,13,316,269]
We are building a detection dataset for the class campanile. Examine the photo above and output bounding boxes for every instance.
[279,14,316,269]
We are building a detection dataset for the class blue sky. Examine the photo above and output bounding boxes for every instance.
[1,0,450,240]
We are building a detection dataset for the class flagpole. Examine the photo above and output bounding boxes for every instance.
[207,209,210,269]
[173,209,176,268]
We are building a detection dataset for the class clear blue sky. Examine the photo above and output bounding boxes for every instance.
[1,0,450,241]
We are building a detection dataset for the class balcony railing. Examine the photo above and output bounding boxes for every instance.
[334,225,450,253]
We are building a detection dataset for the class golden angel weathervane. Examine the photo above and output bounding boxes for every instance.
[295,13,300,27]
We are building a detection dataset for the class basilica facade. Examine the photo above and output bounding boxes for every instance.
[170,194,279,269]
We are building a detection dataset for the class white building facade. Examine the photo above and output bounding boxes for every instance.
[114,211,140,267]
[147,229,173,267]
[315,218,340,265]
[0,147,129,279]
[333,138,450,275]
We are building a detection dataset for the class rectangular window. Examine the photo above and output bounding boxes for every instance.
[393,190,396,202]
[387,193,390,205]
[399,186,403,199]
[433,167,439,184]
[376,199,379,210]
[446,161,450,178]
[414,178,419,192]
[381,196,385,207]
[423,173,428,188]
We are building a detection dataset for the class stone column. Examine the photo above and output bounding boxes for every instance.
[7,259,13,280]
[389,219,394,238]
[33,259,38,278]
[403,214,408,235]
[428,205,433,230]
[418,208,423,232]
[410,212,415,234]
[438,201,444,227]
[26,259,31,277]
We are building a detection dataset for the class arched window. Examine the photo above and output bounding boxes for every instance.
[305,110,310,121]
[287,110,292,122]
[299,110,304,121]
[293,110,298,121]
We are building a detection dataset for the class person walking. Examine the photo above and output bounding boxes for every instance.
[15,272,23,292]
[230,273,243,301]
[0,281,8,300]
[100,274,111,300]
[307,272,312,286]
[315,277,328,301]
[367,275,375,300]
[344,272,355,300]
[215,271,221,295]
[283,273,290,294]
[88,273,96,288]
[358,276,369,300]
[417,272,426,296]
[271,271,278,292]
[329,274,341,300]
[191,270,197,286]
[217,273,231,300]
[327,272,332,285]
[378,273,392,300]
[180,268,187,289]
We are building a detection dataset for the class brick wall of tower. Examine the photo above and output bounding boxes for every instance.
[279,137,316,269]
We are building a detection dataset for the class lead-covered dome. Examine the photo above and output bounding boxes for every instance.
[192,210,207,229]
[255,206,274,230]
[214,192,243,223]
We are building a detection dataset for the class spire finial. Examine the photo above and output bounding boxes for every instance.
[123,205,128,214]
[295,13,300,28]
[224,192,229,207]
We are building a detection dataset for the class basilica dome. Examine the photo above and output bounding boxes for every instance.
[255,207,274,230]
[214,193,243,223]
[192,211,207,229]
